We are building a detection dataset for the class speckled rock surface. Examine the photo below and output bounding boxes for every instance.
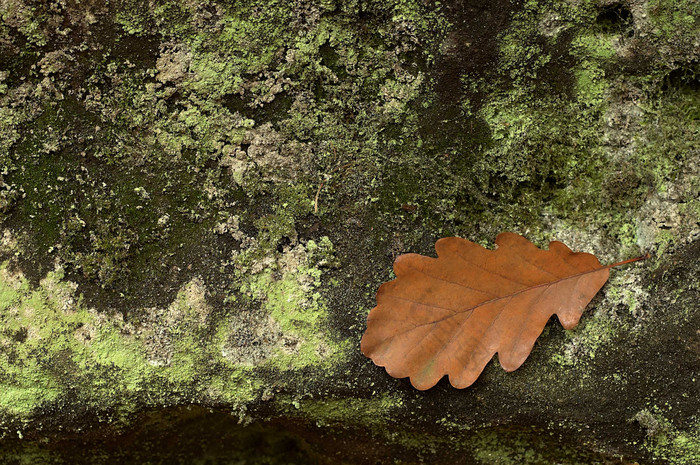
[0,0,698,463]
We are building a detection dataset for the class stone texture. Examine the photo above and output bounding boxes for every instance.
[0,0,698,463]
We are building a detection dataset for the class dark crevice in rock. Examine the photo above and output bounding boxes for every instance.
[662,61,700,92]
[596,3,635,38]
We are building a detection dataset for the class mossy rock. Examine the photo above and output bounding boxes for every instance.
[0,0,698,463]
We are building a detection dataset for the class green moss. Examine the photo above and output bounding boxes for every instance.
[571,34,617,61]
[0,106,25,156]
[0,0,447,427]
[680,199,700,226]
[633,84,699,195]
[0,263,266,425]
[549,268,651,369]
[574,61,607,107]
[475,84,607,223]
[636,409,700,465]
[653,230,677,261]
[647,0,700,43]
[1,0,698,460]
[471,429,597,465]
[288,393,404,428]
[0,2,48,46]
[550,310,619,368]
[239,238,349,371]
[459,0,698,263]
[0,266,84,417]
[498,31,550,83]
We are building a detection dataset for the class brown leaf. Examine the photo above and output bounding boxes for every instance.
[360,232,646,390]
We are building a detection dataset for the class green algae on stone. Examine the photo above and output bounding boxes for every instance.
[233,238,349,371]
[0,256,343,428]
[570,34,617,62]
[284,393,404,428]
[468,0,698,260]
[470,428,606,465]
[647,0,700,46]
[635,409,700,465]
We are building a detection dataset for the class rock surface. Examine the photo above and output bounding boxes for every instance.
[0,0,698,463]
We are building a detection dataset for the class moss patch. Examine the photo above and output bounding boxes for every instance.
[635,408,700,465]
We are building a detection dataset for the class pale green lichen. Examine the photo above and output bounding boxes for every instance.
[647,0,700,44]
[0,265,86,417]
[285,393,404,428]
[0,260,315,425]
[0,0,48,46]
[574,61,608,107]
[549,267,649,370]
[471,429,595,465]
[236,237,349,371]
[570,34,617,61]
[635,408,700,465]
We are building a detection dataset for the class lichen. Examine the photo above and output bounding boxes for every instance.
[0,261,266,427]
[635,408,700,465]
[284,393,404,428]
[470,429,597,465]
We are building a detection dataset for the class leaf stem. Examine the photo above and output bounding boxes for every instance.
[606,252,650,269]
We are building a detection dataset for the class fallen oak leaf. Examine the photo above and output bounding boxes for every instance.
[360,232,647,390]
